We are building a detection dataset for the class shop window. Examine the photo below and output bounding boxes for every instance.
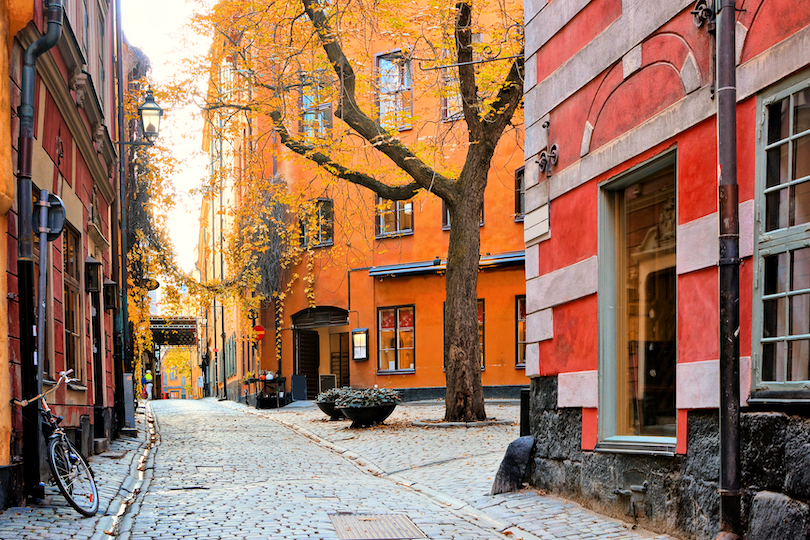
[63,225,82,381]
[378,306,415,372]
[375,197,413,237]
[754,74,810,393]
[377,52,413,131]
[516,296,526,368]
[598,154,677,451]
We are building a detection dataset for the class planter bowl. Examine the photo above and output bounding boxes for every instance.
[339,403,397,428]
[316,401,346,421]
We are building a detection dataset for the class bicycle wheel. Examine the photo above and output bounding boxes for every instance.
[47,437,99,517]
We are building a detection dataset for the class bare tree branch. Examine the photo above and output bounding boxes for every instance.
[270,111,420,200]
[300,0,456,204]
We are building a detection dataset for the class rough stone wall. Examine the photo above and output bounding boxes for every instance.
[528,376,810,540]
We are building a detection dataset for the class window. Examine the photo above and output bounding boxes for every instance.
[516,296,527,367]
[441,200,483,230]
[98,12,105,106]
[63,226,82,380]
[170,369,177,381]
[755,76,810,391]
[302,198,334,247]
[441,53,462,121]
[375,197,413,237]
[378,306,415,372]
[599,155,677,446]
[377,52,412,130]
[515,167,525,220]
[301,80,332,139]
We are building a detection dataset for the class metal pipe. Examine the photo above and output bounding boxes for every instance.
[16,0,63,499]
[219,118,227,400]
[113,0,126,432]
[716,0,741,537]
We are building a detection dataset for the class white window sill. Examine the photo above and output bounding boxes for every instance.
[595,436,676,457]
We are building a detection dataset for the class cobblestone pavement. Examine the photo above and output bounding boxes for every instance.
[0,406,149,540]
[239,399,681,540]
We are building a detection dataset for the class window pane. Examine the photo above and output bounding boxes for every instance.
[766,144,788,188]
[788,340,809,381]
[763,298,786,338]
[380,349,396,371]
[793,89,810,135]
[768,98,789,144]
[792,182,810,227]
[762,341,785,381]
[765,189,789,231]
[792,247,810,290]
[793,135,810,180]
[764,253,788,294]
[618,167,676,438]
[790,294,810,335]
[400,349,414,370]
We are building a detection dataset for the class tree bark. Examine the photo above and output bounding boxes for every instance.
[443,159,489,421]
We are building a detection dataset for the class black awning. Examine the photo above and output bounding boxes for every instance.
[368,250,524,278]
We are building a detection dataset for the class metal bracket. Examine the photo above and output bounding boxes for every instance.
[691,0,715,30]
[536,144,559,178]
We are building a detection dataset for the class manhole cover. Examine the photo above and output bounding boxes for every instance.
[196,466,224,473]
[329,514,427,540]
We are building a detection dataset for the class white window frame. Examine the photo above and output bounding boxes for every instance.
[752,70,810,397]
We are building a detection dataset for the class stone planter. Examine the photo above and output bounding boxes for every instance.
[316,401,346,421]
[339,403,397,428]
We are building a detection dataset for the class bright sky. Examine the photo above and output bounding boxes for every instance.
[120,0,212,274]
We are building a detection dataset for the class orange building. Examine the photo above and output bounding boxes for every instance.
[196,1,527,402]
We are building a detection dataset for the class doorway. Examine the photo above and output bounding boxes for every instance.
[330,333,350,388]
[294,329,320,399]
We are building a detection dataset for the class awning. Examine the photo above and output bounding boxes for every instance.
[368,250,524,278]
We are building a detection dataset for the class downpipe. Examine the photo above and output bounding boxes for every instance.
[716,0,741,538]
[16,0,63,498]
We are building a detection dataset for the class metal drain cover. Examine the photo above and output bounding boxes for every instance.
[196,466,224,473]
[329,514,427,540]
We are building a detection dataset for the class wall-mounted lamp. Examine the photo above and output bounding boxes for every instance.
[139,87,163,141]
[85,256,102,293]
[352,328,369,361]
[103,278,119,310]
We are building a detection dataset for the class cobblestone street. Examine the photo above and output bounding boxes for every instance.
[128,399,678,540]
[0,398,682,539]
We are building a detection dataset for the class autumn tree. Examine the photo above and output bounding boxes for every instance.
[188,0,523,421]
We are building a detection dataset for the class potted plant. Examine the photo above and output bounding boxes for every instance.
[336,387,402,428]
[315,387,348,420]
[242,372,255,384]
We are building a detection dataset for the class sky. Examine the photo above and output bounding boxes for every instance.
[120,0,212,274]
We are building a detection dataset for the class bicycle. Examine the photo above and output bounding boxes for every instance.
[12,369,99,517]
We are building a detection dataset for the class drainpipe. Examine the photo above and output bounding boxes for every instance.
[716,0,741,538]
[17,0,63,498]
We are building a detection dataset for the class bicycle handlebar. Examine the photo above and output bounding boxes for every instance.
[11,369,76,407]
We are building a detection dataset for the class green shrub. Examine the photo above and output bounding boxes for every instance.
[335,387,402,408]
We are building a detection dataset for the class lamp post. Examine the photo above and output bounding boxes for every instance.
[114,65,163,429]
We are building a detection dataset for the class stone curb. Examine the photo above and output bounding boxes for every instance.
[215,399,543,540]
[411,419,514,428]
[90,403,160,540]
[88,409,150,540]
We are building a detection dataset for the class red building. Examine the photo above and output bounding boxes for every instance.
[523,1,810,538]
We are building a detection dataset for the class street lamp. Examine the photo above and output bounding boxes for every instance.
[138,87,163,142]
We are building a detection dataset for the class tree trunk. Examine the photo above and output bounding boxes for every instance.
[443,174,487,421]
